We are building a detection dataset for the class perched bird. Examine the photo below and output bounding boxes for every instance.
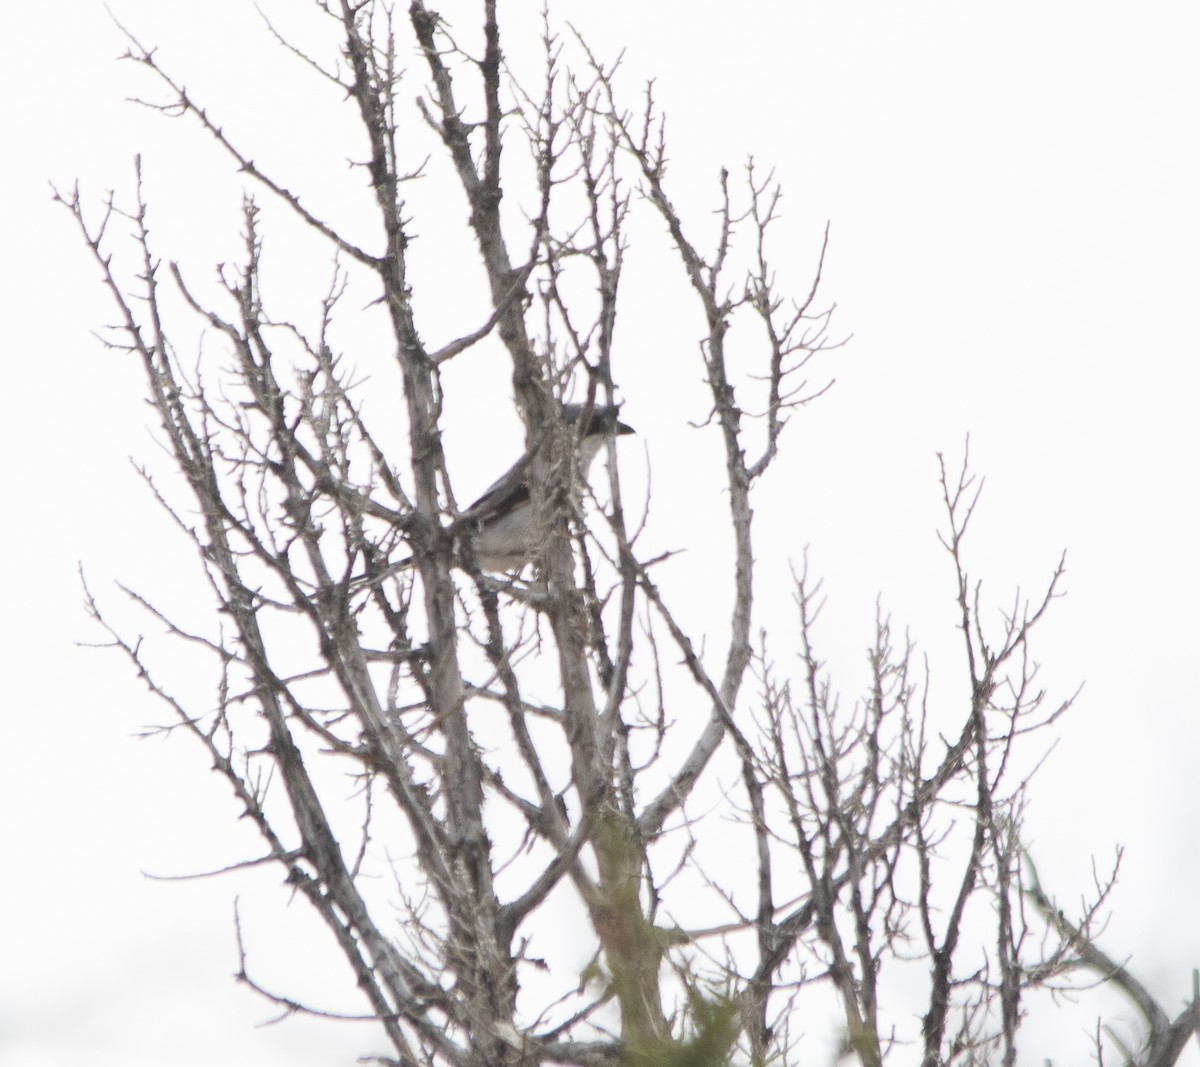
[352,402,634,584]
[460,402,634,571]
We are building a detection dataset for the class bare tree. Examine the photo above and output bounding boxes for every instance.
[59,4,1200,1065]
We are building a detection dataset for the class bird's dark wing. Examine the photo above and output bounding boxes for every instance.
[462,454,532,523]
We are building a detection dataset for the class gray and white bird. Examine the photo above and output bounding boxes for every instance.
[354,402,633,584]
[460,402,634,571]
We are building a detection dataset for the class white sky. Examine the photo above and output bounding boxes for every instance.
[2,2,1198,1065]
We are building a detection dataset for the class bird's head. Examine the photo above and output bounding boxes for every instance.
[561,402,635,439]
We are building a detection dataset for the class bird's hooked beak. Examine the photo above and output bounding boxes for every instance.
[581,405,634,438]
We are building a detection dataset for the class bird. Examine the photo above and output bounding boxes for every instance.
[461,402,634,572]
[352,402,634,584]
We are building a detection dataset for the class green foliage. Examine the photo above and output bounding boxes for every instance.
[623,989,740,1067]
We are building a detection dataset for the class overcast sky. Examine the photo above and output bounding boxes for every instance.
[2,2,1198,1065]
